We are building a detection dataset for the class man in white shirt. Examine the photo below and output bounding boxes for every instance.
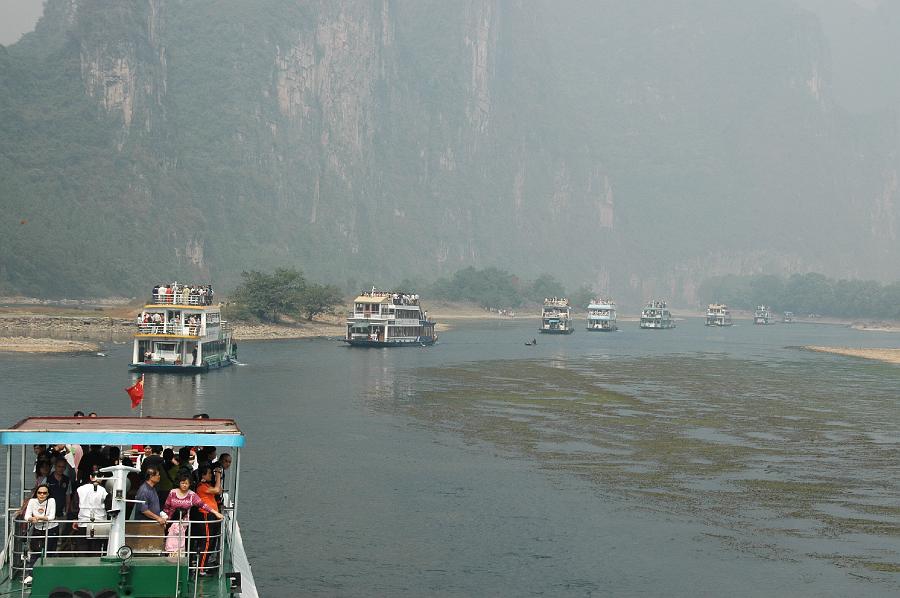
[72,473,108,556]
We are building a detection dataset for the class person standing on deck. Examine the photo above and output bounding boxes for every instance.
[72,473,108,556]
[134,467,168,526]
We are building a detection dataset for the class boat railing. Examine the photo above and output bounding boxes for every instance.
[6,512,227,586]
[137,322,202,336]
[349,311,395,320]
[150,293,214,306]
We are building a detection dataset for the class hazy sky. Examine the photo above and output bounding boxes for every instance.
[0,0,43,46]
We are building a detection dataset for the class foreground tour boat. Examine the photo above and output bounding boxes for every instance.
[345,289,437,347]
[0,416,258,597]
[705,303,733,327]
[753,305,776,325]
[540,298,575,334]
[640,300,676,329]
[586,298,618,331]
[131,283,236,373]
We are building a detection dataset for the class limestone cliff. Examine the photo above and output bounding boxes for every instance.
[1,0,899,303]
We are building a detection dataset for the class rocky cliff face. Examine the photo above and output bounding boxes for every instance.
[2,0,899,302]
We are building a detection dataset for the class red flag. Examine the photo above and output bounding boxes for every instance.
[126,374,145,408]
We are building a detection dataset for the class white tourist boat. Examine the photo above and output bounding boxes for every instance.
[131,282,236,372]
[640,300,676,329]
[345,289,437,347]
[540,298,575,334]
[586,298,618,331]
[705,303,733,327]
[753,305,776,325]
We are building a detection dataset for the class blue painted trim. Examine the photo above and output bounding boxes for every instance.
[0,431,245,447]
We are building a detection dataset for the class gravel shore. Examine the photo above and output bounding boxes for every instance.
[804,345,900,365]
[0,336,100,353]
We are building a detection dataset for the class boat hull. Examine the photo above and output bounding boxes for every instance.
[539,328,575,334]
[345,337,437,347]
[129,357,234,373]
[586,325,617,331]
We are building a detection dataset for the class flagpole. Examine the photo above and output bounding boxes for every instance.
[139,374,145,418]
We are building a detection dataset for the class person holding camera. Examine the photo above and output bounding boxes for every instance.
[194,465,224,574]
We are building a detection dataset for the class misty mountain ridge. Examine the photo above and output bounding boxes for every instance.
[1,0,899,306]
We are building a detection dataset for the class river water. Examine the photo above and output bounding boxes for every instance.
[1,317,899,596]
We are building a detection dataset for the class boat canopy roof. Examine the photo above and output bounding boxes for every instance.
[0,417,245,447]
[354,295,391,304]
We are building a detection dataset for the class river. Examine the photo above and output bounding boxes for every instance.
[1,317,898,596]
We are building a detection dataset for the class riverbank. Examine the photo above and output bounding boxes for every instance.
[0,302,478,351]
[803,346,900,365]
[0,336,100,353]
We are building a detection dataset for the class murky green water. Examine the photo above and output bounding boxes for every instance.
[1,316,898,595]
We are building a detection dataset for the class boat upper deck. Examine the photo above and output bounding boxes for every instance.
[587,299,615,310]
[543,298,570,308]
[353,290,422,307]
[148,282,217,307]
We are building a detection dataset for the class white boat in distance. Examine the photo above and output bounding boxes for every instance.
[345,289,437,347]
[586,298,618,331]
[640,300,676,329]
[705,303,733,327]
[540,298,575,334]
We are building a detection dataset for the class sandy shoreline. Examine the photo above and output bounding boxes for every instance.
[0,303,492,352]
[803,346,900,365]
[0,336,100,353]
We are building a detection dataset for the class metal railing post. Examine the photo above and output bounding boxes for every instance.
[228,448,241,572]
[19,446,25,502]
[3,446,10,561]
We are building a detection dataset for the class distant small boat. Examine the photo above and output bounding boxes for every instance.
[95,352,107,357]
[525,339,537,346]
[754,305,776,325]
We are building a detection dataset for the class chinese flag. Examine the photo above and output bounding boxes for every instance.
[126,374,145,408]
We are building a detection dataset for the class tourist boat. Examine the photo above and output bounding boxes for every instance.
[782,311,794,323]
[705,303,733,327]
[131,283,236,372]
[586,298,618,331]
[345,289,437,347]
[0,416,258,597]
[753,305,776,325]
[639,300,676,329]
[539,298,575,334]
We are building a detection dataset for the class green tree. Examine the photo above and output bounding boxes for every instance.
[299,283,344,320]
[230,267,306,322]
[569,285,595,310]
[528,273,565,304]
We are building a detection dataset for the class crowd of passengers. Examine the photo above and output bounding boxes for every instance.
[139,312,202,330]
[359,290,420,306]
[152,283,215,305]
[17,413,231,583]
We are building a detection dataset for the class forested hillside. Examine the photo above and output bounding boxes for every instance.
[2,0,899,304]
